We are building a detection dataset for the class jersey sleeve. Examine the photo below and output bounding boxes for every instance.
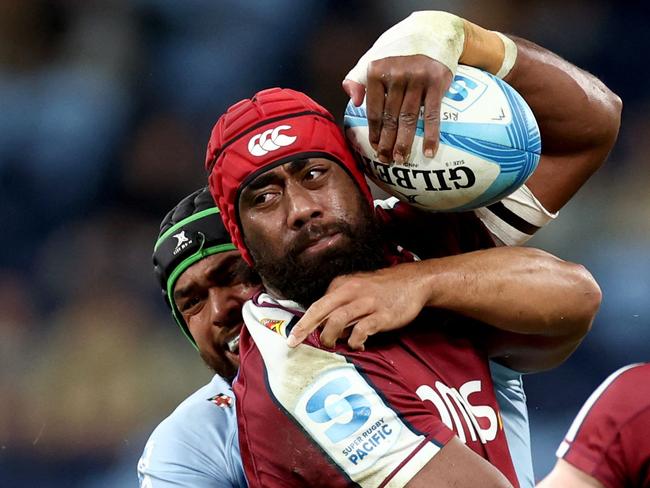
[137,394,247,488]
[489,361,534,488]
[556,363,650,488]
[374,184,557,248]
[473,184,557,246]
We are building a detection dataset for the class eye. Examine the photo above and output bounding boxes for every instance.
[179,295,202,313]
[304,166,326,182]
[249,187,283,208]
[253,191,275,206]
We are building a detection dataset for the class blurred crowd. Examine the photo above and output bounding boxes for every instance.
[0,1,647,486]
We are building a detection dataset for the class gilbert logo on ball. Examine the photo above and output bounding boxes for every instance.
[344,65,541,212]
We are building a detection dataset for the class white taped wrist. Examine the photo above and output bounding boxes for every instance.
[493,32,518,79]
[345,11,465,85]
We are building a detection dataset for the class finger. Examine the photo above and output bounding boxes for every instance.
[422,70,453,158]
[393,80,424,164]
[365,68,387,152]
[342,79,366,107]
[288,294,347,348]
[377,77,406,164]
[347,316,382,351]
[344,55,370,87]
[319,301,372,348]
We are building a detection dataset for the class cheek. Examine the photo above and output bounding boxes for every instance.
[241,217,285,262]
[187,314,210,343]
[326,182,366,225]
[238,283,261,301]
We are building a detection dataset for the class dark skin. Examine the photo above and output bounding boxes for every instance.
[173,251,261,380]
[238,159,367,299]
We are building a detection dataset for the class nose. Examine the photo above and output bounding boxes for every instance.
[285,180,322,230]
[207,287,242,329]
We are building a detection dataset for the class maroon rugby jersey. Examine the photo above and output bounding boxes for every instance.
[557,362,650,488]
[234,204,519,487]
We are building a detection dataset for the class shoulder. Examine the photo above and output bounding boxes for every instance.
[563,363,650,441]
[151,374,238,443]
[374,184,558,249]
[138,375,243,486]
[557,363,650,483]
[374,197,496,257]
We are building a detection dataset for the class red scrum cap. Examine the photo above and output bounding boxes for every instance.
[205,87,373,265]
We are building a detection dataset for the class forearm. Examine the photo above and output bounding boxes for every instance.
[418,246,601,338]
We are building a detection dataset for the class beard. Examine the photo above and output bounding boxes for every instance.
[249,200,387,308]
[200,348,239,383]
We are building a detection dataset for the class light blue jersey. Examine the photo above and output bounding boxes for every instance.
[490,360,534,488]
[137,374,247,488]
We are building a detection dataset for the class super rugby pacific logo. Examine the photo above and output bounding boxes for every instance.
[305,375,372,444]
[294,367,402,475]
[248,124,297,156]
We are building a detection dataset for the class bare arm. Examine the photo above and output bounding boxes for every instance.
[417,246,601,372]
[407,437,513,488]
[491,36,622,213]
[288,246,600,372]
[537,459,605,488]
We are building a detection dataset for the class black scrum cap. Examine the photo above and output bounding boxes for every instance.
[153,187,236,347]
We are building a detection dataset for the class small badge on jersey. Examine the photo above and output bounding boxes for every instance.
[261,318,286,334]
[208,393,233,409]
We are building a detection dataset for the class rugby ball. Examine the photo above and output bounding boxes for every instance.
[344,65,541,212]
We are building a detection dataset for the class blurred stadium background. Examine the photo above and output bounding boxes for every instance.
[0,0,647,486]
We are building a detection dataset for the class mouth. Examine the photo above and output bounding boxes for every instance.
[226,334,240,354]
[301,232,343,256]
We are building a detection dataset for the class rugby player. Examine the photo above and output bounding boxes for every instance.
[538,363,650,488]
[137,188,259,487]
[206,12,619,487]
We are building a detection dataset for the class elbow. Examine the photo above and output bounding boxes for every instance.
[567,263,602,339]
[591,85,623,157]
[577,263,602,318]
[580,83,623,170]
[602,89,623,149]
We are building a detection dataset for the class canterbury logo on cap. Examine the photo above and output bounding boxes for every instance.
[248,125,297,156]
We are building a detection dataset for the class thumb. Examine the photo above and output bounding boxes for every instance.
[342,79,366,107]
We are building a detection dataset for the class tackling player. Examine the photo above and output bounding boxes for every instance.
[137,188,260,487]
[537,363,650,488]
[206,12,618,486]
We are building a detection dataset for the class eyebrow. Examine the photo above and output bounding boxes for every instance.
[286,159,309,174]
[173,283,196,302]
[172,254,240,302]
[245,171,281,192]
[245,159,311,192]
